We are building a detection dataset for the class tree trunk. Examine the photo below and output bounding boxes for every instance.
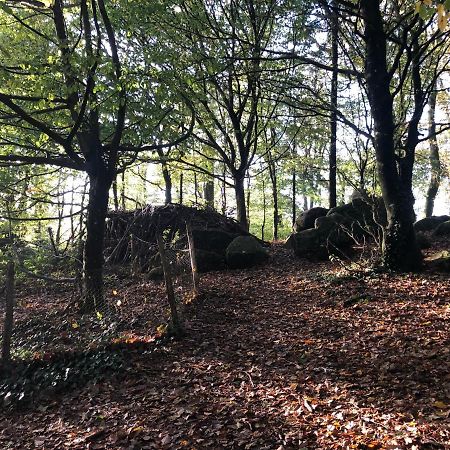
[261,176,266,241]
[112,178,119,210]
[161,163,172,205]
[221,167,227,215]
[82,173,111,311]
[204,179,214,208]
[268,154,279,240]
[2,260,15,369]
[292,168,297,226]
[425,87,441,218]
[179,173,183,205]
[361,0,421,271]
[234,176,248,230]
[329,0,338,209]
[120,171,126,210]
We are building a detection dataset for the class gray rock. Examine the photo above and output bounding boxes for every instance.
[294,207,329,232]
[415,232,431,249]
[433,220,450,236]
[315,212,346,232]
[226,236,269,269]
[292,228,328,259]
[283,234,296,249]
[415,216,450,232]
[176,229,238,255]
[195,249,226,272]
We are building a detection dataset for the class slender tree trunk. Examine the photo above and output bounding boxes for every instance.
[194,172,198,204]
[179,173,183,204]
[329,0,338,209]
[361,0,421,271]
[268,154,279,240]
[2,260,15,369]
[222,167,227,215]
[261,177,266,241]
[234,176,248,230]
[112,179,119,210]
[161,164,172,205]
[292,168,297,226]
[120,171,126,210]
[246,174,251,229]
[425,87,441,217]
[82,173,111,311]
[204,179,214,208]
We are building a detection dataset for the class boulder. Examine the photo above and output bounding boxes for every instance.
[433,220,450,236]
[292,223,353,260]
[328,197,386,233]
[414,216,450,232]
[294,207,329,232]
[315,212,347,233]
[225,236,269,269]
[192,229,238,255]
[283,233,297,249]
[292,228,328,260]
[425,251,450,272]
[415,232,432,249]
[175,229,238,255]
[195,249,226,272]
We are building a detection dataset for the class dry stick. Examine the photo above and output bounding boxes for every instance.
[186,222,199,296]
[2,261,15,368]
[156,232,183,336]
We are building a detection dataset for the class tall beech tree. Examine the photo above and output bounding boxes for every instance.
[138,0,292,230]
[0,1,191,309]
[424,85,442,217]
[335,0,450,270]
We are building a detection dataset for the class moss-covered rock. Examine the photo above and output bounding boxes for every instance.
[414,216,450,232]
[225,236,269,269]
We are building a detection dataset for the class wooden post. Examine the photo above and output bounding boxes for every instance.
[156,232,182,336]
[2,261,15,368]
[186,222,199,296]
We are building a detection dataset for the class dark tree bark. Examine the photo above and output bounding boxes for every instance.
[179,173,184,205]
[261,176,266,241]
[221,166,227,215]
[162,164,172,205]
[235,175,249,231]
[292,167,297,226]
[112,179,119,211]
[361,0,422,271]
[2,261,15,369]
[83,169,112,311]
[204,180,214,208]
[329,0,338,209]
[267,152,279,240]
[425,87,442,218]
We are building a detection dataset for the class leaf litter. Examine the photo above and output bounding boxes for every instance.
[0,244,449,449]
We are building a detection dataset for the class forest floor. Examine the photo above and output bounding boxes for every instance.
[0,241,449,450]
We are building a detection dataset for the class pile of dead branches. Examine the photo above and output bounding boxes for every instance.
[104,204,248,266]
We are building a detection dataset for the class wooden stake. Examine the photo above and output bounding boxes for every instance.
[186,222,199,296]
[156,232,182,336]
[2,260,15,367]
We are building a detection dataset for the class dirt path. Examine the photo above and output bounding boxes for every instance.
[1,246,449,449]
